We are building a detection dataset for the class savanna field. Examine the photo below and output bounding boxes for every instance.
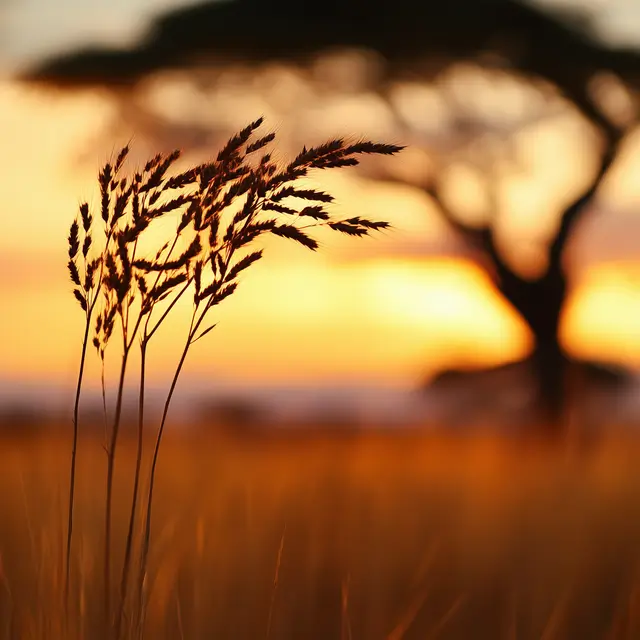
[2,424,640,640]
[2,0,640,639]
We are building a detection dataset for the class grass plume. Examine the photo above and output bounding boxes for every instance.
[66,121,402,637]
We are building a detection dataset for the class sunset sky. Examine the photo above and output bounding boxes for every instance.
[0,0,639,402]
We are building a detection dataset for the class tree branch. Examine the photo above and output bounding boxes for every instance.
[421,181,511,282]
[548,127,626,267]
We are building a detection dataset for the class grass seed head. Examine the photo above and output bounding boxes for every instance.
[68,220,80,259]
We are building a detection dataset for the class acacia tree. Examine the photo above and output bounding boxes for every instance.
[27,0,640,430]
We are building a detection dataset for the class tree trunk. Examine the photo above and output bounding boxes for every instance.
[530,339,567,434]
[496,263,568,434]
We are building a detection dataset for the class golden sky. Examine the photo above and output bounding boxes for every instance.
[1,80,640,395]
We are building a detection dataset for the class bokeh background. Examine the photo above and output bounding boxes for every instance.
[1,0,640,429]
[4,4,640,639]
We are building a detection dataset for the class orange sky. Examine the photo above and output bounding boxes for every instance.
[1,80,640,393]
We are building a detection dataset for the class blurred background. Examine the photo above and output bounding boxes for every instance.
[1,0,640,432]
[3,4,640,638]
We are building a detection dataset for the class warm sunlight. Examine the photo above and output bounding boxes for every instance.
[0,79,640,394]
[563,264,640,366]
[3,4,640,639]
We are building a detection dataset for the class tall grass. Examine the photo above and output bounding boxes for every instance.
[3,430,640,639]
[65,118,403,637]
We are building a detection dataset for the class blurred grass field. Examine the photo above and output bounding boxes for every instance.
[2,424,640,639]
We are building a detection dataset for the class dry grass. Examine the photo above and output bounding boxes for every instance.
[2,427,640,639]
[64,119,403,636]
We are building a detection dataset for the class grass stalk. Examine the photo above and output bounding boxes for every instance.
[65,317,90,606]
[65,219,111,609]
[137,315,196,601]
[104,348,131,633]
[115,237,185,638]
[115,340,147,639]
[63,126,400,636]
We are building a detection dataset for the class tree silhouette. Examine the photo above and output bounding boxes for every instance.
[25,0,640,431]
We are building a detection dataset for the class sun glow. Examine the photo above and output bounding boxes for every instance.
[0,79,640,393]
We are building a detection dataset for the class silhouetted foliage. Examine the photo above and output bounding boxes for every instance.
[24,1,640,94]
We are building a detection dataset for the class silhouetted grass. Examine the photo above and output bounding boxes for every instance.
[65,119,403,637]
